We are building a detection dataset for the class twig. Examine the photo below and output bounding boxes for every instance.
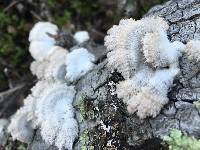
[30,10,42,20]
[3,0,23,12]
[0,83,25,104]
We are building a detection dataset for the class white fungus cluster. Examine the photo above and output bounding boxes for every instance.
[184,40,200,62]
[105,16,200,119]
[8,22,95,150]
[30,46,68,81]
[29,22,58,61]
[73,31,90,44]
[66,48,95,82]
[0,119,9,145]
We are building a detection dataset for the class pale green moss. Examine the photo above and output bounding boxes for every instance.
[80,130,94,150]
[164,129,200,150]
[76,94,97,122]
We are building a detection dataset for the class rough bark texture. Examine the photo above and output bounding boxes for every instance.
[13,0,200,149]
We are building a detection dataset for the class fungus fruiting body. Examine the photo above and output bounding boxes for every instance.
[7,15,200,149]
[28,22,58,61]
[73,31,90,44]
[65,47,95,82]
[28,22,58,43]
[105,16,200,119]
[105,17,169,79]
[142,30,185,68]
[31,46,68,81]
[8,108,34,143]
[184,40,200,61]
[8,22,95,150]
[35,82,78,150]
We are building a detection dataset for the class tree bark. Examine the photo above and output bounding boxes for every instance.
[28,0,200,149]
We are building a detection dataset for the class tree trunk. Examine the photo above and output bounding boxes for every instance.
[28,0,200,149]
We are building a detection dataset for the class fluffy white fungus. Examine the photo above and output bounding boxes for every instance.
[8,108,34,143]
[29,22,58,43]
[8,80,78,150]
[105,17,169,79]
[30,46,68,82]
[184,40,200,61]
[142,30,185,67]
[0,119,8,135]
[116,66,153,104]
[66,47,95,82]
[73,31,90,44]
[105,16,186,118]
[28,22,58,61]
[29,41,55,61]
[35,82,78,150]
[8,19,101,149]
[127,68,179,118]
[9,22,89,150]
[0,119,9,145]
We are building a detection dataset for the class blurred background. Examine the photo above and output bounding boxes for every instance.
[0,0,166,119]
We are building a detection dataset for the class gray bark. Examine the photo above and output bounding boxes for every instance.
[27,0,200,149]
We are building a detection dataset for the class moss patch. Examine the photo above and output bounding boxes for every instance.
[164,129,200,150]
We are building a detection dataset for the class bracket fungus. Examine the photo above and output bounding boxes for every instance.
[8,22,95,150]
[105,16,200,119]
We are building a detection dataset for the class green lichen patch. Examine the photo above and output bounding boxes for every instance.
[164,129,200,150]
[79,129,94,150]
[76,94,98,122]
